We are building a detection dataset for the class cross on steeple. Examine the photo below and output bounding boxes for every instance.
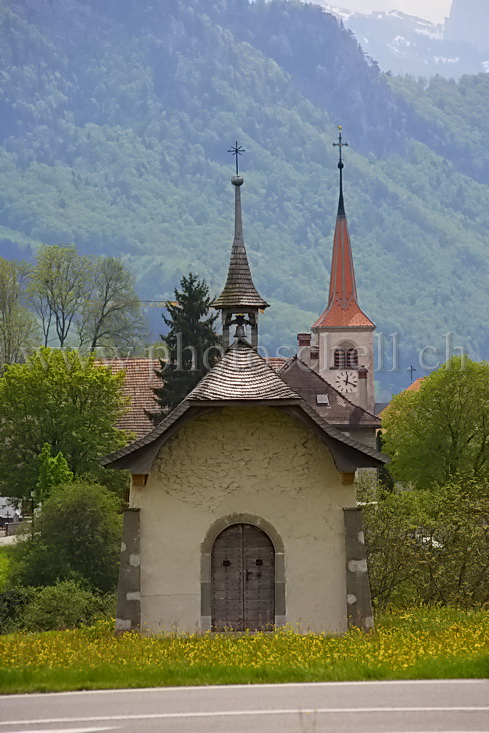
[407,365,417,383]
[227,141,245,175]
[332,125,348,168]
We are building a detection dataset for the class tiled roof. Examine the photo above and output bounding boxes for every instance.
[405,377,425,393]
[279,357,380,428]
[313,193,374,330]
[378,377,426,418]
[188,340,299,401]
[96,357,159,438]
[265,357,289,372]
[211,178,269,311]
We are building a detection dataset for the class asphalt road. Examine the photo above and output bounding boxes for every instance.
[1,680,488,733]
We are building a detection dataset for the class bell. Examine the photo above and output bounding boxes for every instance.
[234,322,246,338]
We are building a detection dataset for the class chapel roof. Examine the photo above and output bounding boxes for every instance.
[102,341,388,473]
[279,357,380,428]
[187,340,299,401]
[98,355,289,439]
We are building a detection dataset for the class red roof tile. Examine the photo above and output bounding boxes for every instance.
[313,202,374,330]
[96,357,160,439]
[378,377,426,418]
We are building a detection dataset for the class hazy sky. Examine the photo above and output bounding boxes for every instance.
[341,0,452,24]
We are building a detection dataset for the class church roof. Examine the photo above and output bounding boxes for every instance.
[279,357,380,428]
[312,142,374,331]
[378,377,426,419]
[102,341,387,474]
[96,357,160,438]
[211,176,269,311]
[188,340,298,401]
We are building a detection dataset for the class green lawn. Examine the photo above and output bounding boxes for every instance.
[0,607,488,693]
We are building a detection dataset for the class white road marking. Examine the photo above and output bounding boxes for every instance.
[2,729,115,733]
[1,706,489,726]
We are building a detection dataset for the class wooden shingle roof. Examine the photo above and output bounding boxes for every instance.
[188,340,298,401]
[211,176,269,311]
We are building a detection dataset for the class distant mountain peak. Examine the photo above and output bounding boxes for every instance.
[303,0,487,78]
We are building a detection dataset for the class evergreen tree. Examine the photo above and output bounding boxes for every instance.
[148,273,221,423]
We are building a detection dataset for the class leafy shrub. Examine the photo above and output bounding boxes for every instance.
[362,479,489,609]
[0,586,37,634]
[11,482,122,593]
[18,581,114,632]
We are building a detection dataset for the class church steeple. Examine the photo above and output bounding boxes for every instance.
[313,128,374,331]
[211,142,269,350]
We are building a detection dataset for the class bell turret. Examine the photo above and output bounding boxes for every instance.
[211,143,269,349]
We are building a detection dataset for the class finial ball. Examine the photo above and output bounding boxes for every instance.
[231,175,244,186]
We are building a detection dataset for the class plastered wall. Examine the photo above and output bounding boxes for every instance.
[130,406,356,634]
[318,329,375,413]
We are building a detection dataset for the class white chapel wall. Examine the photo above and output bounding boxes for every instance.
[129,406,356,634]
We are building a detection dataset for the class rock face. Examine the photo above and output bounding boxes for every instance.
[444,0,489,52]
[314,1,489,78]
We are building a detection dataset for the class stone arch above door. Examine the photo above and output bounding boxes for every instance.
[201,514,285,631]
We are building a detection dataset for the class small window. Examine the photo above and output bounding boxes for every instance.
[316,395,330,405]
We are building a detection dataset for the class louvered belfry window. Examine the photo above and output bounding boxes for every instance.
[347,348,358,367]
[334,348,346,368]
[334,347,358,368]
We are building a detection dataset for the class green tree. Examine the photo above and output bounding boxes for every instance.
[28,245,93,347]
[382,357,489,490]
[35,443,74,504]
[77,256,149,352]
[12,483,122,592]
[148,273,221,422]
[362,478,489,609]
[0,348,129,501]
[0,258,39,366]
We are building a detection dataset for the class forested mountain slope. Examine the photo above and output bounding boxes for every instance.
[0,0,488,396]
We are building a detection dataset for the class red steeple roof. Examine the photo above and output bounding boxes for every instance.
[313,139,374,331]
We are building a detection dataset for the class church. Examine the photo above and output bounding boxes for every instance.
[103,132,387,635]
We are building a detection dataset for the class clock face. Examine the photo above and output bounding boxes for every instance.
[335,370,358,394]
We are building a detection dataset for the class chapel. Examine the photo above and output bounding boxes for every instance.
[103,135,387,635]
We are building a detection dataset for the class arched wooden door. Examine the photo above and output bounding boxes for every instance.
[211,523,275,631]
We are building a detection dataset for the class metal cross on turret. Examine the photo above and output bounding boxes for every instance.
[227,141,246,176]
[332,125,348,168]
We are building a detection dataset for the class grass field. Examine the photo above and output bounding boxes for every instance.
[0,607,488,693]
